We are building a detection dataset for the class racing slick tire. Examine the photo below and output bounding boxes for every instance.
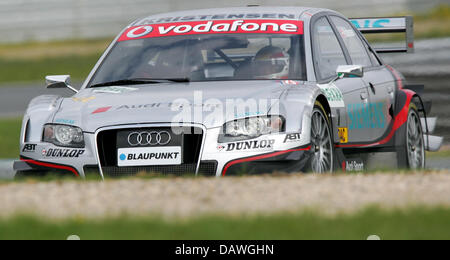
[398,104,426,169]
[305,102,335,173]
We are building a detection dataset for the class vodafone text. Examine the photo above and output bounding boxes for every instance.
[119,20,303,41]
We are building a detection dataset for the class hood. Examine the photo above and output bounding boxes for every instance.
[53,81,294,132]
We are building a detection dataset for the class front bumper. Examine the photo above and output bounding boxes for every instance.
[14,158,80,177]
[15,125,312,178]
[220,146,311,176]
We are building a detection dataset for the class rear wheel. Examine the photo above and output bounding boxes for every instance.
[307,103,334,173]
[405,106,425,169]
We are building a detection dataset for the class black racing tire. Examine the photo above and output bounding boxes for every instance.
[398,104,426,169]
[305,101,335,173]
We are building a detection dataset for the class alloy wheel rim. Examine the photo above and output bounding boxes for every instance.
[310,110,333,173]
[407,111,425,169]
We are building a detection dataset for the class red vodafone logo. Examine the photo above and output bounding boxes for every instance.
[118,20,304,41]
[126,25,154,38]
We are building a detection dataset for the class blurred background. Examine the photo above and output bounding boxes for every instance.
[0,0,449,163]
[0,0,448,43]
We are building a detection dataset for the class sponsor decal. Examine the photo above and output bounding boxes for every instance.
[338,127,348,144]
[116,103,218,110]
[127,26,153,38]
[92,106,112,114]
[72,96,96,103]
[91,102,219,114]
[284,133,301,143]
[348,102,385,130]
[224,139,275,152]
[93,86,139,94]
[134,13,297,26]
[55,118,75,125]
[317,83,345,108]
[234,111,264,119]
[42,148,85,158]
[345,159,365,172]
[350,18,406,29]
[118,147,182,166]
[121,152,180,160]
[119,19,304,41]
[22,144,37,152]
[217,145,225,151]
[115,103,169,111]
[95,99,273,115]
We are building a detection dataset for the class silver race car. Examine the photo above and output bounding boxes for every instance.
[14,6,443,178]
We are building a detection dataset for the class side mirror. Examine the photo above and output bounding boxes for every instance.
[336,65,364,78]
[46,75,78,93]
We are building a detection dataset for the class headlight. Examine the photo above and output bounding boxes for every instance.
[219,116,284,143]
[43,124,85,148]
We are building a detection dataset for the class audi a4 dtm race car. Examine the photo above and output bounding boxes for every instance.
[14,6,443,178]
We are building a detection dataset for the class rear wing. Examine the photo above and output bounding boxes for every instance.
[349,16,414,53]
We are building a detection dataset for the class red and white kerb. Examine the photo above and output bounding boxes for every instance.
[118,20,304,42]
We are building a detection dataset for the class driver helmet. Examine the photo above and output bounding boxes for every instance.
[253,46,290,79]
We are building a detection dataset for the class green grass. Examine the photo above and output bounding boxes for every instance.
[0,54,100,85]
[0,118,21,158]
[414,4,450,39]
[0,38,109,86]
[0,207,449,240]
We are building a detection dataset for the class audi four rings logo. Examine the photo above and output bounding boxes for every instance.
[127,131,171,146]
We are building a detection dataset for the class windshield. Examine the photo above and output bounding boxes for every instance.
[89,24,306,86]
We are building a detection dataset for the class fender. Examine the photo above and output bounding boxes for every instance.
[277,84,322,134]
[22,95,63,143]
[393,89,416,148]
[26,95,63,114]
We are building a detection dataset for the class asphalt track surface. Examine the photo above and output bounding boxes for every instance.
[0,84,75,118]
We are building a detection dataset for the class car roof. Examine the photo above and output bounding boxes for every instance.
[130,6,339,26]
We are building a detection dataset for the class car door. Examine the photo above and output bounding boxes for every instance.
[312,16,370,144]
[360,64,396,143]
[330,16,394,142]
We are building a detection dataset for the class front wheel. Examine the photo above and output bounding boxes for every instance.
[306,102,334,173]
